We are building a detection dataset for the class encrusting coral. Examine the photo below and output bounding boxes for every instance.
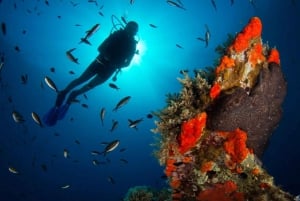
[151,17,296,201]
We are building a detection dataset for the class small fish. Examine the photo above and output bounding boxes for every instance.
[44,76,58,92]
[128,118,143,130]
[81,103,88,108]
[211,0,217,11]
[98,11,104,17]
[54,132,60,136]
[197,24,210,48]
[63,149,69,158]
[71,2,79,7]
[130,0,134,5]
[12,111,25,123]
[108,83,120,90]
[8,166,19,174]
[249,0,256,8]
[91,150,101,155]
[61,184,70,189]
[83,94,88,99]
[21,74,28,84]
[50,67,55,73]
[1,22,6,35]
[100,107,105,126]
[92,160,100,165]
[88,0,98,6]
[110,120,118,132]
[113,96,131,111]
[100,140,120,156]
[84,23,100,39]
[45,0,49,6]
[69,70,75,75]
[119,148,126,152]
[146,113,153,119]
[41,164,47,172]
[75,139,80,145]
[14,46,20,52]
[121,16,127,25]
[230,0,234,5]
[176,44,183,49]
[149,24,158,28]
[79,37,91,45]
[107,176,115,184]
[31,112,43,127]
[120,158,128,164]
[166,0,186,10]
[66,48,79,64]
[0,62,4,73]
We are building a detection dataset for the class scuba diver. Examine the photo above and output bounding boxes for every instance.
[43,21,139,126]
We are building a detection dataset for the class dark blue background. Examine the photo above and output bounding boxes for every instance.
[0,0,299,200]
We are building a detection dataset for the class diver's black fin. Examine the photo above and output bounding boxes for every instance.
[43,106,60,126]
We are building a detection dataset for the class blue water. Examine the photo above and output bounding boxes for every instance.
[0,0,299,200]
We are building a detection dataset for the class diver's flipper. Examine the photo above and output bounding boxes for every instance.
[43,106,60,126]
[57,104,70,120]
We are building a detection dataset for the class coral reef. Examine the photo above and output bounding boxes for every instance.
[123,186,171,201]
[152,17,296,201]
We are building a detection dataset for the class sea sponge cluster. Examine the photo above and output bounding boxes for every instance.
[152,17,295,201]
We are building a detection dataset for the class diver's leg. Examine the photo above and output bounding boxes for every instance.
[55,60,98,106]
[66,74,106,104]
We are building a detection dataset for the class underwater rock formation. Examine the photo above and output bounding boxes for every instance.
[206,62,287,157]
[152,17,296,201]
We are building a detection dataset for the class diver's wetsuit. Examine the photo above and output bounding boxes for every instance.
[55,28,137,107]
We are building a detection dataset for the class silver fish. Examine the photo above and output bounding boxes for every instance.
[44,76,58,92]
[61,184,70,189]
[110,120,118,132]
[91,150,101,155]
[8,166,19,174]
[63,149,69,158]
[100,107,105,126]
[84,23,100,39]
[0,62,3,72]
[92,160,100,166]
[128,118,143,130]
[113,96,131,111]
[107,176,115,184]
[12,111,25,123]
[108,83,120,90]
[31,112,43,127]
[66,48,79,64]
[197,24,210,48]
[100,140,120,156]
[166,0,186,10]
